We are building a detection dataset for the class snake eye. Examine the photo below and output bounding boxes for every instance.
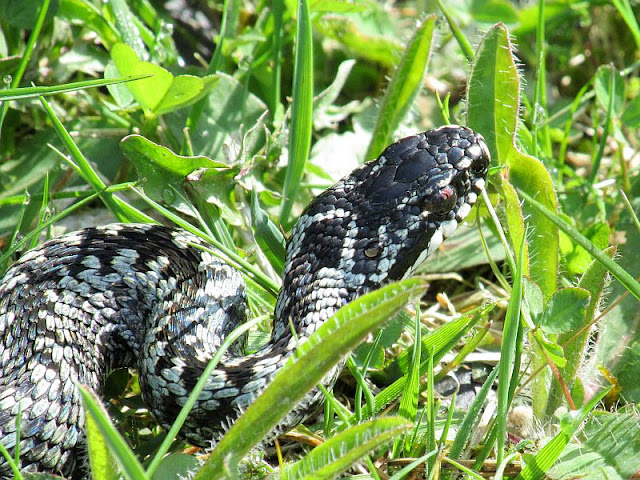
[364,242,382,258]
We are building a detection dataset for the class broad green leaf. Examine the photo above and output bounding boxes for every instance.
[561,221,610,277]
[283,418,411,480]
[365,15,436,160]
[467,23,520,166]
[150,454,200,480]
[519,190,640,303]
[78,386,148,480]
[111,43,219,115]
[535,330,567,368]
[538,288,591,334]
[120,134,231,215]
[314,17,402,67]
[195,278,425,479]
[545,247,616,416]
[280,0,313,226]
[185,167,242,226]
[508,153,558,300]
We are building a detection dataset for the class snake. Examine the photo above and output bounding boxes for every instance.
[0,125,489,478]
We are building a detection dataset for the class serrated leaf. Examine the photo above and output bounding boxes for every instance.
[195,279,425,479]
[283,418,411,479]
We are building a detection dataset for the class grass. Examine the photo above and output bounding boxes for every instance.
[1,0,640,479]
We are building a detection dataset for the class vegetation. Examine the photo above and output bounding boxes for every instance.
[1,0,639,478]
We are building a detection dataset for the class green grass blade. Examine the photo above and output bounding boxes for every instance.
[447,365,500,461]
[195,278,425,479]
[611,0,640,50]
[280,0,313,227]
[84,395,120,480]
[365,15,436,160]
[145,316,263,477]
[361,310,484,419]
[588,65,615,184]
[283,418,411,480]
[496,232,526,465]
[0,0,50,133]
[398,312,421,422]
[77,386,149,480]
[434,0,474,62]
[531,0,551,157]
[0,75,150,101]
[519,189,640,302]
[516,386,612,480]
[38,95,153,224]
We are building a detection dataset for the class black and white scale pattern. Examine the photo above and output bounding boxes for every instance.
[0,125,490,478]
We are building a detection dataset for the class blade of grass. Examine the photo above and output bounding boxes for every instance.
[195,279,425,479]
[78,386,148,480]
[434,0,474,62]
[0,0,50,134]
[145,316,263,477]
[531,0,551,157]
[0,75,150,101]
[270,0,285,118]
[395,311,421,456]
[519,189,640,302]
[364,15,436,160]
[588,64,615,184]
[447,365,500,462]
[280,0,313,227]
[283,418,412,480]
[496,231,526,465]
[516,386,613,480]
[39,95,153,224]
[184,0,238,139]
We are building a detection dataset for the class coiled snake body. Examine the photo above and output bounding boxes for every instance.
[0,126,489,477]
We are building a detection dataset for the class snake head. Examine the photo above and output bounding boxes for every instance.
[360,124,491,281]
[278,125,489,324]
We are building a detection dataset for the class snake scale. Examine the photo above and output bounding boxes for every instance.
[0,125,489,478]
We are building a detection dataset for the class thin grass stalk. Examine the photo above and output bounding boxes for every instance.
[280,0,313,227]
[145,317,263,477]
[185,0,238,138]
[531,0,551,157]
[270,0,284,118]
[434,0,474,62]
[495,232,526,465]
[588,64,616,184]
[0,0,51,134]
[557,78,593,183]
[519,189,640,301]
[39,96,152,223]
